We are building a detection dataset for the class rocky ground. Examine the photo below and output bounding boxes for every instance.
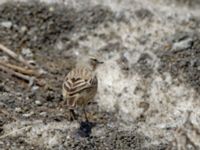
[0,0,200,149]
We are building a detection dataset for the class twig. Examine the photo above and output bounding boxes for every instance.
[0,44,35,69]
[0,126,32,139]
[184,132,198,150]
[0,61,41,77]
[0,65,45,86]
[0,65,33,81]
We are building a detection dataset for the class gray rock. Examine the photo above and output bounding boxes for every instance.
[21,48,33,58]
[39,112,47,117]
[35,100,42,106]
[0,21,12,28]
[23,111,34,117]
[172,38,193,52]
[15,107,23,113]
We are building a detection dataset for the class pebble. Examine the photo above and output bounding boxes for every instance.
[49,6,55,12]
[172,38,193,51]
[39,112,47,117]
[35,100,42,106]
[31,86,39,92]
[0,141,4,147]
[15,107,23,113]
[21,48,33,58]
[20,26,27,33]
[23,111,34,117]
[0,21,12,28]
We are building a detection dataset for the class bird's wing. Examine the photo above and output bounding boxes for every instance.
[63,67,95,96]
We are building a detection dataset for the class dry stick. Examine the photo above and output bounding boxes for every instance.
[0,125,32,140]
[184,132,198,150]
[0,65,45,86]
[0,44,47,76]
[0,65,33,81]
[0,61,40,77]
[0,44,35,69]
[0,121,44,139]
[0,120,56,139]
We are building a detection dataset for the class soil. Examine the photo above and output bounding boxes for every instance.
[0,1,165,149]
[0,0,200,149]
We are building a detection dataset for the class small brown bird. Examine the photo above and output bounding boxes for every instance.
[62,56,103,121]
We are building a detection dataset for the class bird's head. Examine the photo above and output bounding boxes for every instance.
[88,55,104,70]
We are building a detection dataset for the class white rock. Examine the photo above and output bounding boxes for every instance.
[15,107,22,113]
[35,100,42,106]
[172,38,193,52]
[31,86,39,92]
[20,26,27,32]
[23,111,34,117]
[21,48,33,58]
[1,21,12,28]
[39,112,47,117]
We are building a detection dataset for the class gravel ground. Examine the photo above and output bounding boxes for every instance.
[0,0,200,149]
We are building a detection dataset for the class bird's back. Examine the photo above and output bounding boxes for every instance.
[63,66,98,108]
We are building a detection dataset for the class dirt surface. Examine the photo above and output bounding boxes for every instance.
[158,32,200,93]
[0,1,161,149]
[0,0,200,149]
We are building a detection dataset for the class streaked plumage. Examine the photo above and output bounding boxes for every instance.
[63,66,97,108]
[62,56,103,121]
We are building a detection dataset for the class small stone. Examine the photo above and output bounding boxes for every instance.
[35,100,42,106]
[1,21,12,28]
[21,48,33,58]
[55,41,64,50]
[0,119,4,126]
[37,132,42,137]
[31,86,39,92]
[23,106,29,112]
[39,112,47,117]
[15,107,22,113]
[23,111,34,117]
[66,135,70,139]
[172,38,193,51]
[20,26,27,32]
[49,6,54,12]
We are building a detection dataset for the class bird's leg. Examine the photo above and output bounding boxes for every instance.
[83,107,89,122]
[69,109,77,121]
[68,96,79,121]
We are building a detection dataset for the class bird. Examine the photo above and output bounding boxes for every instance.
[62,55,103,121]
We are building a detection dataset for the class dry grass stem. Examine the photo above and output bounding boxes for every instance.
[0,60,41,77]
[0,126,32,140]
[0,65,45,86]
[0,44,35,69]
